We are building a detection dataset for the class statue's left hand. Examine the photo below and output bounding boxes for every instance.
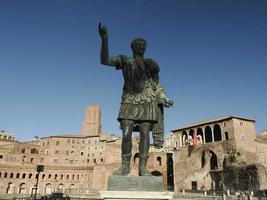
[161,98,173,107]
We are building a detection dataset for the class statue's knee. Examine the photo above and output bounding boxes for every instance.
[140,122,151,133]
[122,133,132,141]
[121,120,134,141]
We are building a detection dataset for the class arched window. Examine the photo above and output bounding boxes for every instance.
[58,183,64,193]
[29,174,32,179]
[213,124,222,142]
[10,173,13,178]
[69,184,74,190]
[19,183,27,194]
[189,129,194,145]
[45,183,52,194]
[22,173,26,179]
[205,126,212,143]
[197,128,204,144]
[182,131,188,146]
[31,148,38,154]
[6,182,15,194]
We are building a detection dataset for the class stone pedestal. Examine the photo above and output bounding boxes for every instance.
[100,176,173,200]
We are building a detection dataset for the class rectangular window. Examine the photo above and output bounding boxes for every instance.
[0,155,3,159]
[192,181,197,190]
[225,132,229,140]
[56,141,60,146]
[55,150,59,154]
[240,132,245,140]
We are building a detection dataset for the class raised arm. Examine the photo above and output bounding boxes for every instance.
[98,23,120,67]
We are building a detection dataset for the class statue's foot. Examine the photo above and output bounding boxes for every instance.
[139,168,152,176]
[113,166,130,176]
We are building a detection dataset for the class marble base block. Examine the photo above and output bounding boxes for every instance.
[107,176,164,191]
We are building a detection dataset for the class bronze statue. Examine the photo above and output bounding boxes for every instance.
[98,23,173,176]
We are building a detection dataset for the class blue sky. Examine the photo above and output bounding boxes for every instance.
[0,0,266,141]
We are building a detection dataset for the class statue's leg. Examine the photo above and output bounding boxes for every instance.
[139,122,152,176]
[113,120,134,176]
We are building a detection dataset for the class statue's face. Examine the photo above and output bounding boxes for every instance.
[133,40,146,56]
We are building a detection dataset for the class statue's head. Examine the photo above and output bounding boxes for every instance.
[131,38,147,56]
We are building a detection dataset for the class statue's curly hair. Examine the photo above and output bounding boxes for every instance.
[131,38,147,52]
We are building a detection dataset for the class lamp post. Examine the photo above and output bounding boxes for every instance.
[34,165,44,200]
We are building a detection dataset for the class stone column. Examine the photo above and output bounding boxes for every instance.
[211,126,214,142]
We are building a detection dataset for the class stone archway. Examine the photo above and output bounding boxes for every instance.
[205,126,212,143]
[213,124,222,142]
[210,150,218,170]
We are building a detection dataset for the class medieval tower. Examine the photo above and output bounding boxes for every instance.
[82,105,102,136]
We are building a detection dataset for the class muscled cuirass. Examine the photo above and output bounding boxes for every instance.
[119,57,157,105]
